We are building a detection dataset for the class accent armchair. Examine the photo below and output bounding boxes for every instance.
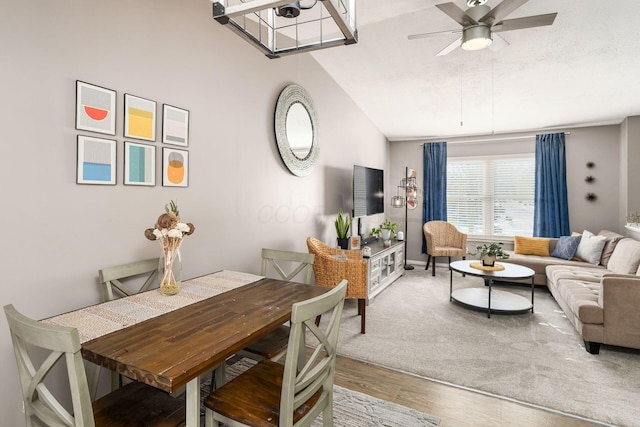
[423,221,467,276]
[306,236,369,334]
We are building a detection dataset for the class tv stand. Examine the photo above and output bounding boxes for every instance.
[364,240,405,303]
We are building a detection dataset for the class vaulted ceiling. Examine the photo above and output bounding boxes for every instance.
[310,0,640,140]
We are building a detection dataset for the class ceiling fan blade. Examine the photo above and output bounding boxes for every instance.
[488,32,509,52]
[408,29,461,40]
[492,13,557,32]
[435,3,477,26]
[436,36,462,56]
[479,0,529,25]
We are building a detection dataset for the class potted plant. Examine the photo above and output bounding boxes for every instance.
[476,242,509,266]
[371,219,399,246]
[335,210,351,249]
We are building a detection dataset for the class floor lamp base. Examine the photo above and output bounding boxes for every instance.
[404,264,415,270]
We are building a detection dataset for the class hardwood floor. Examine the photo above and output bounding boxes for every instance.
[333,355,604,427]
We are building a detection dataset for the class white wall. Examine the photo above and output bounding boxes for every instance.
[390,124,628,263]
[0,0,387,424]
[621,116,640,229]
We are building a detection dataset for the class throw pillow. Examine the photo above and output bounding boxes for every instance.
[607,238,640,274]
[597,230,625,268]
[514,236,550,256]
[551,235,582,260]
[574,230,607,265]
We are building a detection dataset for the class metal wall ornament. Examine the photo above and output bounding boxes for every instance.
[274,84,319,177]
[585,162,596,200]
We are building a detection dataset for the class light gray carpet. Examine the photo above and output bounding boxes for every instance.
[203,358,440,426]
[332,268,640,427]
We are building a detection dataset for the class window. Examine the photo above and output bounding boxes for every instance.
[447,154,535,237]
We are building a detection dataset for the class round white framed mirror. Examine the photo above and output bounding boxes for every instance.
[274,84,319,176]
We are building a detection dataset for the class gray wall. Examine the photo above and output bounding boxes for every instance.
[390,123,637,263]
[0,0,387,424]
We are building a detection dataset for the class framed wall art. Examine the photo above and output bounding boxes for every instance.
[162,147,189,187]
[350,235,361,250]
[76,81,116,135]
[124,94,156,141]
[124,141,156,186]
[77,135,116,185]
[162,104,189,146]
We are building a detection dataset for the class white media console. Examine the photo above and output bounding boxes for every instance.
[364,239,405,302]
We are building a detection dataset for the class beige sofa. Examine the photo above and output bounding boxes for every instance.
[505,230,640,354]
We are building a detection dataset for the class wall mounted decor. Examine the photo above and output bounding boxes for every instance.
[124,141,156,186]
[586,193,597,201]
[586,161,595,168]
[75,81,116,135]
[124,94,156,141]
[162,147,189,187]
[76,135,116,185]
[162,104,189,146]
[274,84,319,177]
[585,175,595,183]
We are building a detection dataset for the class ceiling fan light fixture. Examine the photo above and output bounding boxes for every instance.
[461,25,492,51]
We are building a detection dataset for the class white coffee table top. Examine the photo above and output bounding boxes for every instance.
[450,260,535,281]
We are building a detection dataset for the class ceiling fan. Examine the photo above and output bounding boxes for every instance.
[408,0,557,56]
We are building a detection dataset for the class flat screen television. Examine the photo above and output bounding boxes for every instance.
[353,165,384,217]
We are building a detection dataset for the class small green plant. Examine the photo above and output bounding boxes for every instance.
[335,210,351,239]
[371,219,399,239]
[476,242,509,259]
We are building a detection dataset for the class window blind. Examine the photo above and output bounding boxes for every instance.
[447,154,535,237]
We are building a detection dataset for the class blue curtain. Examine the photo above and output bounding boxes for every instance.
[422,142,447,253]
[534,133,570,237]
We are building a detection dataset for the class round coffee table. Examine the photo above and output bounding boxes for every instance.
[449,260,535,318]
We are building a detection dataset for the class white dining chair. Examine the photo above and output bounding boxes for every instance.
[96,258,162,392]
[98,257,162,301]
[203,280,347,427]
[4,304,186,427]
[239,248,315,362]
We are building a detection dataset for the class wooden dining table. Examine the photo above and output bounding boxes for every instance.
[44,270,328,427]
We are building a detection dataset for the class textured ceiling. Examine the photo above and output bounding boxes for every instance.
[310,0,640,140]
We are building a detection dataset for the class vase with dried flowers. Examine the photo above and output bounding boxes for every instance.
[144,200,195,295]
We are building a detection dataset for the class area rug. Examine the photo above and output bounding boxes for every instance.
[202,358,440,426]
[331,268,640,427]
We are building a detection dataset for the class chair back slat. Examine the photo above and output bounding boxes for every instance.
[260,248,315,284]
[98,258,161,301]
[279,280,347,426]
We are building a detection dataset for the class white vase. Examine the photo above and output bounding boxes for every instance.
[381,229,392,241]
[481,254,496,267]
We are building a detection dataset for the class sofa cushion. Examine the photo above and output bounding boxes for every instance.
[597,230,625,268]
[607,238,640,275]
[546,265,606,285]
[551,235,582,260]
[514,236,550,256]
[575,230,607,265]
[553,278,603,325]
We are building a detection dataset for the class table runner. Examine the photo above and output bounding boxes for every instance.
[43,270,263,344]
